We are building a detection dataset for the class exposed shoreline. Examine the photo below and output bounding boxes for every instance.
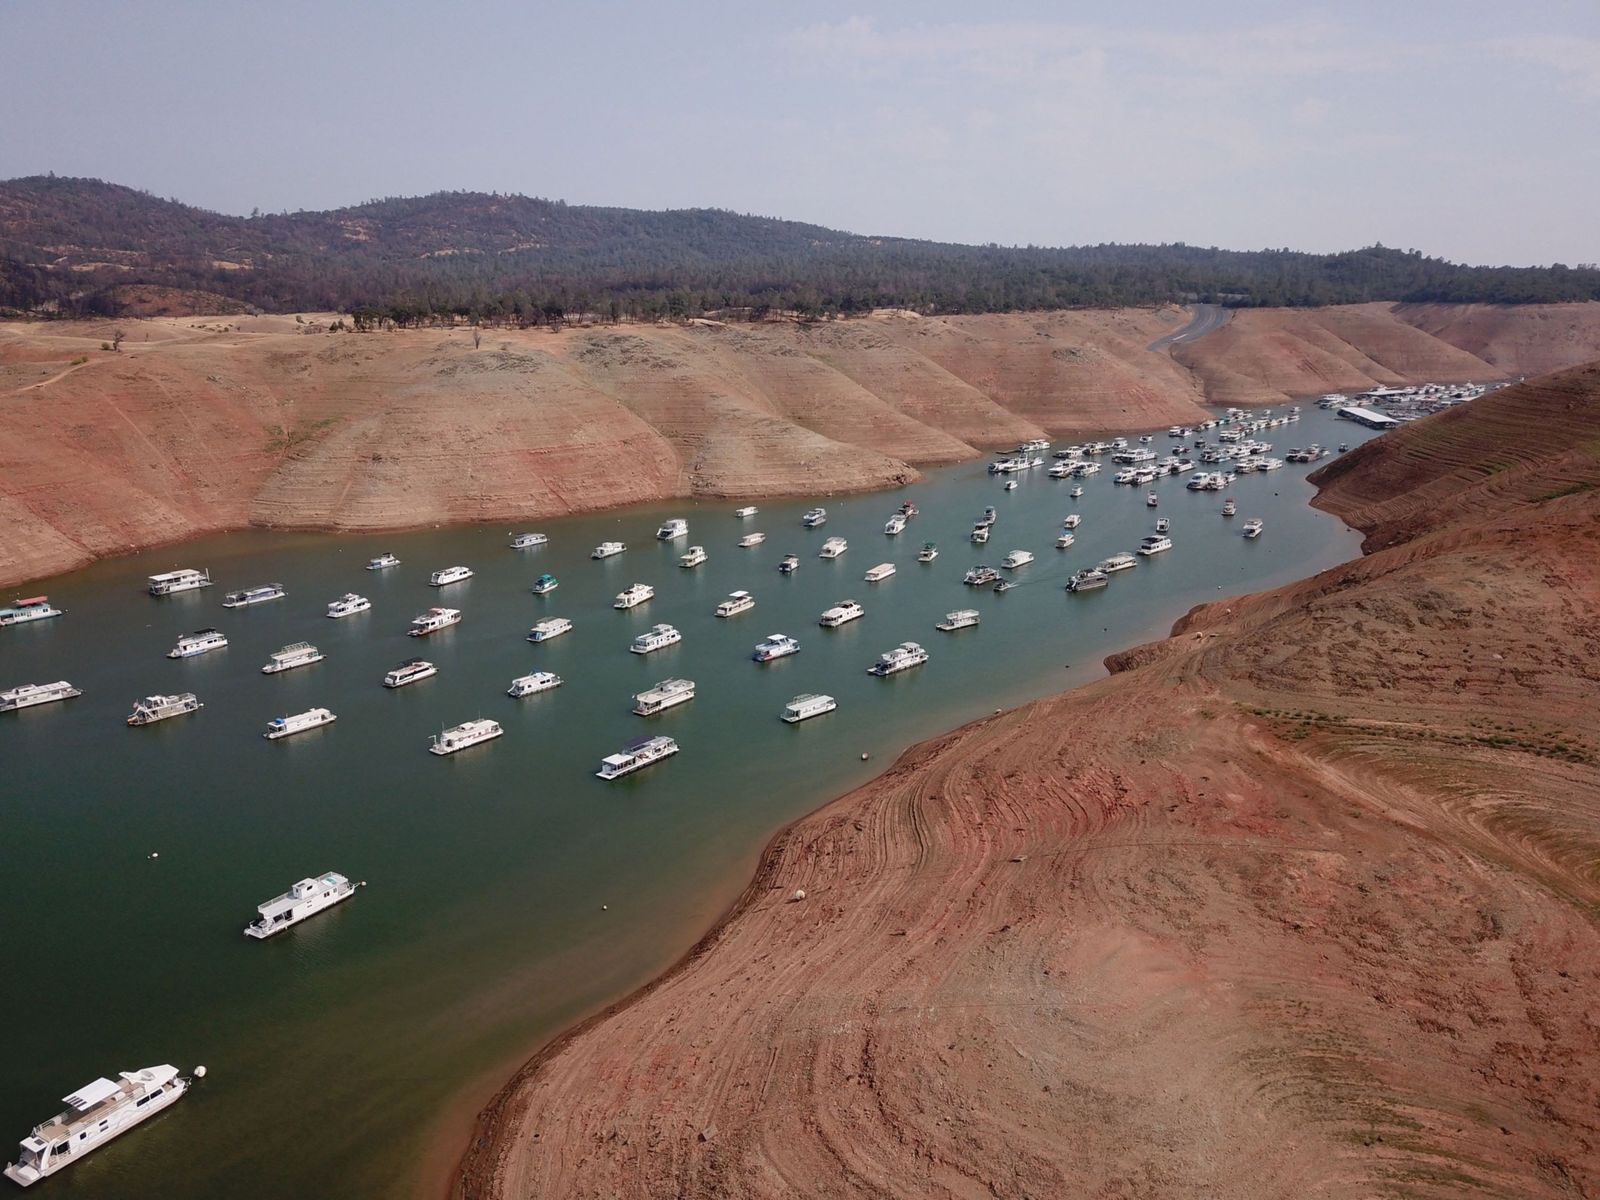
[447,364,1600,1198]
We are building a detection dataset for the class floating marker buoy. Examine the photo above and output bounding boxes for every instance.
[601,904,609,911]
[860,752,869,761]
[193,1065,207,1079]
[148,852,159,859]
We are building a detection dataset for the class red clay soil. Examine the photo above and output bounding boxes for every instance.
[453,365,1600,1200]
[5,303,1600,589]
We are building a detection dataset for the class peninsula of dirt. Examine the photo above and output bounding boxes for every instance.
[454,362,1600,1199]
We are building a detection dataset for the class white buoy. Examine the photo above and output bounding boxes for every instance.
[860,752,869,761]
[601,904,609,911]
[148,852,159,859]
[193,1065,207,1079]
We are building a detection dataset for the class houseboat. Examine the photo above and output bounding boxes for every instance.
[1137,535,1173,556]
[409,607,461,636]
[1055,532,1076,549]
[863,562,896,582]
[715,590,755,617]
[3,1066,193,1187]
[630,624,682,654]
[596,735,679,780]
[126,693,201,725]
[382,658,436,688]
[801,507,827,527]
[753,633,800,662]
[428,719,503,756]
[591,541,626,559]
[1001,550,1034,569]
[885,513,907,535]
[613,583,654,609]
[781,693,837,723]
[509,532,548,549]
[867,641,929,676]
[963,566,999,586]
[527,617,573,642]
[656,518,688,541]
[679,546,708,568]
[1097,553,1139,574]
[261,642,324,674]
[147,568,211,596]
[917,542,939,563]
[778,554,800,574]
[428,566,473,587]
[221,583,285,608]
[1066,568,1110,592]
[243,872,355,938]
[263,707,337,740]
[739,532,766,548]
[819,599,865,628]
[1,681,81,712]
[633,678,696,716]
[168,629,227,658]
[818,537,848,559]
[508,671,562,697]
[734,506,759,518]
[935,609,980,632]
[0,597,62,626]
[531,573,559,594]
[367,553,401,570]
[326,593,370,618]
[1242,519,1265,539]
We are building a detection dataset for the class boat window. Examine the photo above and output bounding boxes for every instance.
[136,1094,150,1106]
[54,1142,69,1155]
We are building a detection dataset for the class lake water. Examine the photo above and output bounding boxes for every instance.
[0,409,1374,1197]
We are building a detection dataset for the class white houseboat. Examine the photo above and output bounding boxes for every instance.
[633,678,696,716]
[527,617,573,642]
[884,513,907,535]
[409,607,461,636]
[819,599,865,628]
[509,532,548,549]
[0,597,63,626]
[168,629,227,658]
[963,566,999,586]
[1242,519,1265,539]
[147,568,211,596]
[428,566,473,587]
[244,872,356,938]
[613,583,654,609]
[917,542,939,563]
[868,642,929,676]
[1066,568,1109,592]
[1137,535,1173,556]
[753,633,800,662]
[591,541,626,559]
[801,507,827,527]
[935,609,980,632]
[863,562,896,582]
[715,590,755,617]
[508,672,562,698]
[630,623,682,654]
[818,537,848,559]
[734,506,759,518]
[1055,532,1076,549]
[679,545,708,568]
[126,694,202,725]
[222,583,285,608]
[531,573,559,594]
[367,553,401,570]
[429,718,503,756]
[778,554,800,574]
[261,642,324,674]
[3,1065,193,1187]
[1098,553,1139,574]
[1001,550,1034,569]
[739,532,766,548]
[263,707,337,740]
[383,658,436,688]
[656,518,688,541]
[781,693,837,723]
[1,681,81,712]
[326,593,370,618]
[596,735,679,779]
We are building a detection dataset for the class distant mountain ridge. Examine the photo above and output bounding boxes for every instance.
[3,175,1599,320]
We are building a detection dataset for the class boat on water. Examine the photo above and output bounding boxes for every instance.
[630,623,682,654]
[1155,517,1171,533]
[1137,535,1173,556]
[1061,512,1082,530]
[591,541,626,559]
[596,735,679,780]
[168,628,227,658]
[147,568,211,596]
[527,617,573,642]
[1001,549,1034,569]
[1066,568,1110,592]
[898,500,918,516]
[819,599,865,628]
[935,609,980,632]
[963,565,999,586]
[221,583,285,609]
[1069,485,1084,499]
[326,593,370,618]
[614,583,654,609]
[753,633,800,662]
[633,678,696,716]
[657,518,688,541]
[868,641,929,676]
[531,573,559,595]
[993,579,1014,593]
[818,537,848,559]
[261,642,324,674]
[1098,552,1138,573]
[0,596,63,627]
[509,532,548,549]
[781,693,837,723]
[409,607,461,636]
[1003,480,1019,491]
[885,513,907,535]
[864,562,896,582]
[778,554,800,574]
[739,532,766,548]
[1147,492,1160,507]
[981,506,998,526]
[3,1065,194,1187]
[1222,497,1237,516]
[367,553,400,571]
[429,719,503,756]
[126,693,201,726]
[383,658,437,688]
[508,671,562,698]
[801,507,827,528]
[1242,519,1265,539]
[1056,532,1076,549]
[263,707,337,740]
[715,590,755,617]
[734,506,759,518]
[679,545,708,568]
[428,566,473,587]
[244,872,356,938]
[970,526,989,544]
[1,681,81,712]
[917,542,939,563]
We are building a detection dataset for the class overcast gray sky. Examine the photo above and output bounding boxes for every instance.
[3,0,1596,265]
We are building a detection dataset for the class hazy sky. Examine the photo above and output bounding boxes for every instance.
[4,1,1597,265]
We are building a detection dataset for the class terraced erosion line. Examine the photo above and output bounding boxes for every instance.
[453,362,1600,1200]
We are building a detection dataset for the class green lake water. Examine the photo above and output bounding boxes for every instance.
[0,408,1375,1197]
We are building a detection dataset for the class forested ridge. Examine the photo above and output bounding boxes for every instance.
[4,175,1598,322]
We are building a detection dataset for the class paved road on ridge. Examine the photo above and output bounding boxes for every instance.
[1147,302,1229,352]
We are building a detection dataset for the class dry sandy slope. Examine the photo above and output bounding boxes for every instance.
[5,302,1600,589]
[456,367,1600,1199]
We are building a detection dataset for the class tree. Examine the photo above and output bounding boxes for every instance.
[111,329,124,352]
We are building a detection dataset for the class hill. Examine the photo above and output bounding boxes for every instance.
[5,176,1600,321]
[456,365,1600,1200]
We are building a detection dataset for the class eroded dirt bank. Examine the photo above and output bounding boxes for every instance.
[455,364,1600,1199]
[5,302,1600,590]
